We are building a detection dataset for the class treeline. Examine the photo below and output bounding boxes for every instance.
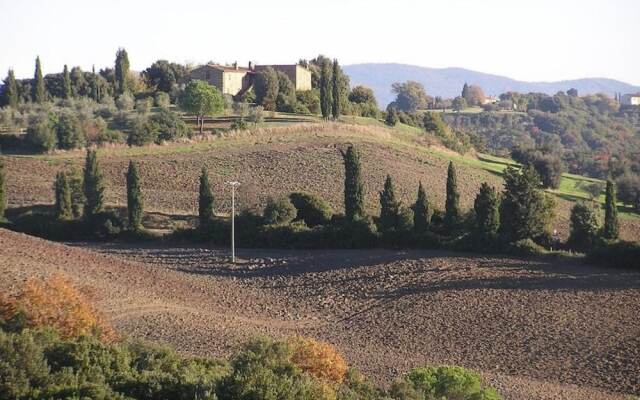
[3,145,637,268]
[0,275,501,400]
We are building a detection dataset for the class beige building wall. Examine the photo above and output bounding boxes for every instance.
[294,65,312,91]
[222,71,249,96]
[188,65,251,96]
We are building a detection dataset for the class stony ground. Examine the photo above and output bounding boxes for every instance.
[1,228,638,399]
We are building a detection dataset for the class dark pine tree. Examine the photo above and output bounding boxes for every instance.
[331,59,341,119]
[126,161,144,231]
[198,167,214,229]
[54,171,73,220]
[115,48,130,95]
[319,59,332,119]
[379,175,401,233]
[32,56,46,103]
[412,181,430,233]
[603,179,619,240]
[62,64,72,99]
[461,82,469,100]
[3,69,19,108]
[0,160,6,221]
[473,182,500,239]
[341,145,365,220]
[444,161,460,230]
[83,149,105,218]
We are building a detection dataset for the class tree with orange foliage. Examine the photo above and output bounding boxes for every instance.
[288,336,348,385]
[0,274,116,343]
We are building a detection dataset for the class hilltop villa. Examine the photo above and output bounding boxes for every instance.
[620,93,640,106]
[188,62,312,98]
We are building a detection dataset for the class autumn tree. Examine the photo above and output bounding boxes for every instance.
[288,336,348,384]
[115,48,130,94]
[54,171,73,220]
[444,161,460,231]
[32,56,46,103]
[126,160,143,231]
[412,182,431,233]
[179,80,224,135]
[0,274,116,343]
[341,145,365,220]
[198,167,214,229]
[83,149,105,218]
[603,179,619,240]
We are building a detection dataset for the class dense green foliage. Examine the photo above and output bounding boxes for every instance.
[603,180,619,240]
[500,165,554,242]
[263,197,297,225]
[342,146,365,221]
[198,167,214,230]
[126,161,144,231]
[444,162,460,231]
[567,201,600,251]
[142,59,186,93]
[378,175,412,235]
[390,81,431,112]
[1,69,19,108]
[179,80,224,134]
[332,59,342,118]
[32,57,46,104]
[83,150,105,218]
[114,48,130,95]
[411,182,430,233]
[473,183,500,241]
[319,59,333,119]
[53,171,73,220]
[62,65,72,99]
[289,192,334,227]
[254,67,280,111]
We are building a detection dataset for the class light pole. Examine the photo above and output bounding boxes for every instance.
[227,181,240,263]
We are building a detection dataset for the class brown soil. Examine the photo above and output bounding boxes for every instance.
[2,123,639,241]
[1,228,638,400]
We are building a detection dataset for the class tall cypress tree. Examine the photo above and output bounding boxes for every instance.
[341,145,365,220]
[54,171,73,220]
[3,69,19,108]
[461,82,469,99]
[603,179,619,240]
[126,161,144,231]
[412,181,430,233]
[83,149,105,218]
[444,161,460,230]
[379,175,401,233]
[32,56,46,103]
[115,48,130,95]
[198,167,214,229]
[91,65,100,101]
[331,59,341,119]
[62,64,72,99]
[473,182,500,239]
[319,59,332,119]
[0,160,6,221]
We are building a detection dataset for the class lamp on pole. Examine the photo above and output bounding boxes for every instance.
[227,181,240,263]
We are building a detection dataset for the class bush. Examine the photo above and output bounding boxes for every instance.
[567,201,601,251]
[135,98,152,114]
[150,109,190,142]
[116,92,134,111]
[398,365,501,400]
[55,110,85,150]
[88,211,124,239]
[505,238,546,256]
[26,115,57,152]
[248,105,265,125]
[154,92,171,108]
[287,336,348,384]
[289,192,333,227]
[230,118,248,130]
[587,241,640,270]
[128,117,157,146]
[263,197,296,225]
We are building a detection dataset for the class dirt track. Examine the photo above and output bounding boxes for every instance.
[1,228,639,399]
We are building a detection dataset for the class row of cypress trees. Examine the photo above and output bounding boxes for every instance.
[320,59,343,119]
[52,151,143,232]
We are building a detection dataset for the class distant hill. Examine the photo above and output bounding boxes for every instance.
[343,63,640,107]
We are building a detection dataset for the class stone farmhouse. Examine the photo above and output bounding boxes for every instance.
[188,62,312,99]
[621,93,640,106]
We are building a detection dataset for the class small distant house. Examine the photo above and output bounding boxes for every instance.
[254,64,312,91]
[187,62,312,99]
[621,93,640,106]
[482,96,499,105]
[188,63,253,98]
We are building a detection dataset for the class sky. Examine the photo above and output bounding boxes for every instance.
[1,0,638,85]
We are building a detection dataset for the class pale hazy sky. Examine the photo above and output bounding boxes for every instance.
[1,0,638,85]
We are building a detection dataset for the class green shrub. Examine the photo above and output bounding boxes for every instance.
[128,117,157,146]
[587,241,640,270]
[505,238,546,257]
[399,365,502,400]
[567,201,601,251]
[155,92,171,108]
[263,197,296,225]
[88,211,124,239]
[288,192,333,227]
[150,109,190,142]
[230,118,248,130]
[26,115,57,152]
[55,111,85,150]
